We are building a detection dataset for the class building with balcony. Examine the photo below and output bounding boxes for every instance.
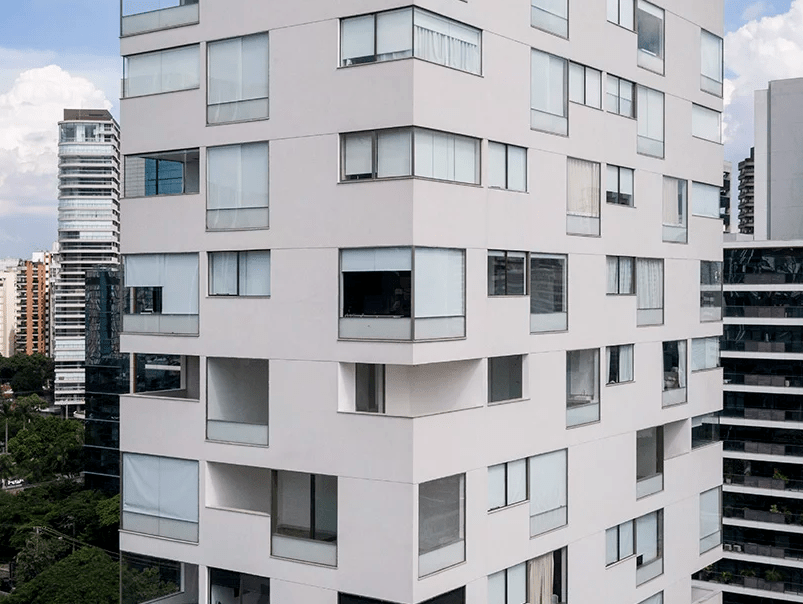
[54,109,121,410]
[0,265,18,357]
[738,149,754,236]
[117,1,725,603]
[721,161,731,233]
[15,255,52,356]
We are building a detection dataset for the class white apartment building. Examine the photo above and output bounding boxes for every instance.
[117,1,724,603]
[0,266,17,357]
[55,109,121,407]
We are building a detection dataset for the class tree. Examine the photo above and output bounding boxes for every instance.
[5,417,83,482]
[3,547,118,604]
[0,394,47,453]
[14,532,71,584]
[0,354,54,395]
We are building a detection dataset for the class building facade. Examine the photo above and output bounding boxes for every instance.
[721,161,731,232]
[0,267,17,357]
[54,109,121,408]
[118,1,724,603]
[14,256,51,356]
[738,149,755,236]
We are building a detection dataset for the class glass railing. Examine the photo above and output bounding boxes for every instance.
[725,373,803,388]
[721,340,803,354]
[725,473,803,492]
[723,406,803,422]
[696,569,803,595]
[122,0,199,36]
[723,439,803,457]
[725,306,803,319]
[725,540,803,561]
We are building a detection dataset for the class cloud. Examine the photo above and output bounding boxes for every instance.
[741,1,771,22]
[724,0,803,166]
[0,65,111,219]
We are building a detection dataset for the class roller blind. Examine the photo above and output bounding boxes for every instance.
[341,247,412,272]
[414,248,465,318]
[123,453,198,522]
[529,449,567,518]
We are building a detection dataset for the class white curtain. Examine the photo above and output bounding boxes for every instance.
[636,511,659,563]
[606,257,618,293]
[701,30,723,84]
[377,130,412,177]
[125,253,198,313]
[123,454,198,522]
[414,248,465,318]
[528,552,554,604]
[507,459,527,505]
[637,86,664,142]
[529,450,566,519]
[340,14,375,63]
[692,181,720,218]
[636,258,663,310]
[207,33,269,122]
[209,251,238,295]
[662,177,686,226]
[605,527,619,565]
[414,130,479,184]
[567,158,600,217]
[207,143,269,228]
[620,521,634,557]
[126,45,199,97]
[507,563,527,604]
[569,63,584,104]
[531,49,566,117]
[341,247,411,272]
[619,257,633,293]
[677,340,687,387]
[619,344,634,382]
[585,68,601,108]
[413,10,480,74]
[344,133,373,177]
[692,337,719,371]
[692,104,721,143]
[488,570,506,604]
[240,251,271,296]
[377,9,413,59]
[700,488,721,539]
[507,145,527,192]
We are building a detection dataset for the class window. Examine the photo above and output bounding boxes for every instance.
[692,181,720,218]
[124,149,199,198]
[340,8,481,75]
[531,0,568,37]
[531,49,568,136]
[700,261,722,321]
[356,364,385,413]
[207,33,269,124]
[637,427,664,498]
[606,75,635,117]
[691,337,720,371]
[566,349,600,427]
[567,158,600,236]
[607,344,634,384]
[530,254,567,332]
[124,253,199,335]
[341,128,480,185]
[607,256,635,294]
[209,568,269,604]
[272,471,338,566]
[488,563,526,604]
[662,340,687,406]
[636,258,663,326]
[340,247,465,340]
[419,474,465,576]
[122,453,199,541]
[207,142,269,230]
[569,63,602,109]
[701,30,723,96]
[700,487,722,553]
[662,177,688,243]
[606,520,635,565]
[692,413,719,448]
[529,449,567,536]
[121,0,199,37]
[488,355,523,403]
[207,358,269,446]
[692,104,722,143]
[488,251,526,296]
[636,0,664,73]
[606,165,634,206]
[489,143,527,191]
[637,86,664,157]
[635,509,663,584]
[122,553,199,604]
[208,251,270,296]
[639,593,663,604]
[607,0,634,29]
[123,45,200,97]
[488,459,527,511]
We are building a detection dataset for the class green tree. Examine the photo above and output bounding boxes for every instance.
[0,354,54,395]
[0,394,46,453]
[4,547,118,604]
[14,532,71,584]
[6,417,83,482]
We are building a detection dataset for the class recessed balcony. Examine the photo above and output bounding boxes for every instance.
[121,0,199,36]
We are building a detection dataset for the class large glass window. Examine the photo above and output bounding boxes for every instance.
[607,344,634,384]
[488,562,527,604]
[636,258,663,326]
[488,355,524,403]
[419,474,465,577]
[692,181,721,218]
[272,471,338,566]
[488,250,527,296]
[692,413,720,449]
[488,459,527,511]
[566,349,600,426]
[489,142,527,191]
[606,520,635,565]
[530,254,567,332]
[340,8,481,75]
[636,509,663,584]
[700,261,723,321]
[700,487,722,553]
[606,75,635,117]
[692,104,722,143]
[121,552,199,604]
[356,364,385,413]
[122,453,199,542]
[701,30,724,96]
[607,0,634,29]
[207,33,269,124]
[637,1,664,73]
[662,177,688,243]
[207,142,269,230]
[607,256,635,295]
[124,45,200,97]
[531,0,568,37]
[637,86,664,157]
[567,157,601,236]
[569,62,601,109]
[124,149,199,198]
[121,0,199,37]
[210,568,270,604]
[341,128,479,184]
[529,450,567,536]
[531,49,568,136]
[606,165,634,206]
[637,427,664,498]
[662,340,687,406]
[209,250,270,297]
[691,337,720,371]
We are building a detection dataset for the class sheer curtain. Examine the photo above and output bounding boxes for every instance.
[240,251,271,296]
[531,50,567,135]
[567,158,600,217]
[207,143,269,229]
[377,130,412,177]
[207,33,269,124]
[677,341,687,387]
[662,177,686,226]
[528,552,554,604]
[619,257,633,293]
[209,252,238,295]
[414,248,465,318]
[636,259,663,310]
[607,257,618,293]
[529,450,567,534]
[377,9,413,61]
[692,181,720,218]
[414,10,480,74]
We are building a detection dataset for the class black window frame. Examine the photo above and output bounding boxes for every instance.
[606,165,634,206]
[488,250,528,296]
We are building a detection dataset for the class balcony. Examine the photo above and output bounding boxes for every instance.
[724,406,803,423]
[696,564,803,599]
[122,0,199,36]
[726,473,803,493]
[726,306,803,320]
[724,439,803,458]
[726,373,803,389]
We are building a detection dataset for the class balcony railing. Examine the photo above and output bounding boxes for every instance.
[724,505,803,526]
[723,406,803,423]
[721,340,799,353]
[725,306,803,319]
[725,473,803,492]
[697,570,803,596]
[725,373,803,388]
[724,540,803,561]
[122,0,199,36]
[723,439,803,458]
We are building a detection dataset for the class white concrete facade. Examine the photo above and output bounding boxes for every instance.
[118,1,724,603]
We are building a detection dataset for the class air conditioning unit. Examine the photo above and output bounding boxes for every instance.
[733,544,743,553]
[723,543,733,551]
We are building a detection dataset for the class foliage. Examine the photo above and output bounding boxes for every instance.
[121,561,179,604]
[740,568,757,577]
[765,568,784,582]
[773,468,789,482]
[0,394,47,451]
[4,417,83,482]
[95,493,120,529]
[14,532,71,584]
[3,548,119,604]
[0,354,54,396]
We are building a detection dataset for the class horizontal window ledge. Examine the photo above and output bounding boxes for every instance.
[121,3,199,37]
[271,534,337,567]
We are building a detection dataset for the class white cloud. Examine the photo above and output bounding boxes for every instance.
[724,0,803,164]
[741,1,771,22]
[0,65,111,218]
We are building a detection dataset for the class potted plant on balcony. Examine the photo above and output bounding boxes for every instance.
[741,569,759,589]
[772,469,789,490]
[769,504,785,523]
[721,571,733,584]
[765,569,784,592]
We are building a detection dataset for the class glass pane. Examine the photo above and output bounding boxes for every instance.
[507,459,527,504]
[507,146,527,192]
[341,15,375,65]
[489,142,507,189]
[419,475,464,554]
[569,63,585,104]
[507,252,526,296]
[488,251,507,296]
[313,474,338,541]
[488,464,506,510]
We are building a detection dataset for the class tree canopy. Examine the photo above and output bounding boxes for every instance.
[0,354,53,396]
[3,417,83,482]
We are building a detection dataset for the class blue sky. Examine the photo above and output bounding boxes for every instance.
[0,1,800,258]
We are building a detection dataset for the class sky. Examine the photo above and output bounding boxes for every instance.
[0,1,801,258]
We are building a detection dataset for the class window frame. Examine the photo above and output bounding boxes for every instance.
[488,250,528,296]
[636,0,665,74]
[488,142,528,192]
[607,256,636,295]
[488,562,528,604]
[569,62,602,110]
[606,74,636,117]
[700,29,724,97]
[607,0,635,30]
[531,0,569,38]
[206,141,270,231]
[637,85,665,158]
[530,48,569,137]
[488,355,524,404]
[355,363,386,413]
[488,458,528,511]
[124,148,200,198]
[606,165,634,206]
[418,473,466,577]
[530,253,568,333]
[606,520,635,566]
[123,43,201,98]
[692,103,722,144]
[208,250,271,297]
[606,344,635,385]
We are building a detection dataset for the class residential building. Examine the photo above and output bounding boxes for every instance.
[117,1,724,603]
[15,255,52,355]
[0,267,17,357]
[721,161,731,232]
[738,149,755,236]
[54,109,121,409]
